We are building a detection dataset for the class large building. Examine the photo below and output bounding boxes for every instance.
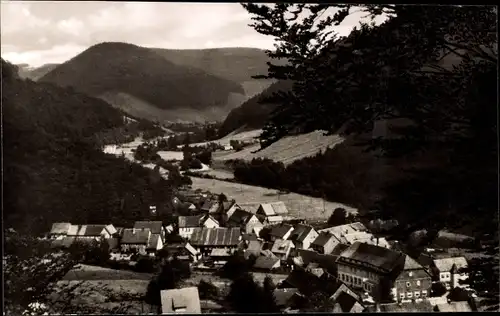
[336,242,431,303]
[432,257,469,290]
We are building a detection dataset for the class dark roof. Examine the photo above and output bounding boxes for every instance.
[279,270,322,296]
[200,199,216,211]
[337,242,404,274]
[289,224,315,243]
[330,243,350,256]
[227,209,254,227]
[221,201,236,212]
[296,249,338,274]
[178,215,203,228]
[80,225,107,236]
[242,233,259,242]
[190,228,241,247]
[273,289,299,307]
[334,291,362,312]
[312,232,336,247]
[253,256,280,270]
[270,224,294,238]
[121,228,150,244]
[134,221,163,234]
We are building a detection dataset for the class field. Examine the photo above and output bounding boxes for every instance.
[190,177,358,220]
[157,150,184,161]
[191,129,263,147]
[209,129,344,165]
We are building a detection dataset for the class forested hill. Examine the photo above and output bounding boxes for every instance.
[219,80,293,136]
[39,42,245,112]
[2,59,174,235]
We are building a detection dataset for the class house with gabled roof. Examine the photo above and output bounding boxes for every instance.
[253,256,281,271]
[49,222,72,239]
[76,224,116,240]
[160,287,201,314]
[432,257,469,290]
[220,200,241,218]
[271,239,295,261]
[227,209,263,234]
[256,201,288,223]
[163,241,200,262]
[394,255,432,302]
[311,232,342,254]
[269,224,295,242]
[189,227,241,256]
[288,224,318,250]
[120,228,152,255]
[332,291,365,313]
[134,220,165,241]
[178,215,219,239]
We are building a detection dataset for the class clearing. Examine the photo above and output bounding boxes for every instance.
[210,129,344,165]
[190,177,357,220]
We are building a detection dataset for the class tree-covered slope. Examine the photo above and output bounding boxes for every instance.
[2,59,174,235]
[39,42,245,111]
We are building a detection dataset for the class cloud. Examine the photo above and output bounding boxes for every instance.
[1,2,388,67]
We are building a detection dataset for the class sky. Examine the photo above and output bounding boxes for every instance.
[1,1,388,67]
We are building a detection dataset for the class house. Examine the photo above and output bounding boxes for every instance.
[394,255,432,302]
[146,233,164,255]
[76,224,116,240]
[332,291,365,313]
[256,201,289,222]
[271,239,295,260]
[288,224,318,250]
[432,257,469,290]
[269,224,295,242]
[278,269,323,296]
[266,215,284,225]
[227,209,263,234]
[435,301,473,312]
[134,221,166,242]
[244,240,263,259]
[178,215,219,239]
[209,248,233,266]
[273,288,299,309]
[336,242,407,299]
[294,249,339,275]
[318,222,367,236]
[200,199,218,213]
[311,232,341,254]
[48,222,72,239]
[162,242,200,262]
[66,224,80,237]
[189,227,241,256]
[120,228,152,254]
[220,200,241,219]
[253,256,281,271]
[160,287,201,314]
[343,232,391,248]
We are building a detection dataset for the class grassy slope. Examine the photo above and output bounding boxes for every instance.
[39,42,245,112]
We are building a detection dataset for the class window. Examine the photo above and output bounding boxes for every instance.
[349,276,353,283]
[417,280,421,286]
[407,292,413,298]
[422,290,427,297]
[341,274,345,281]
[400,293,405,299]
[415,291,420,298]
[409,271,413,277]
[406,282,411,288]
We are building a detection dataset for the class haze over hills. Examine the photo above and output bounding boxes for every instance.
[16,63,59,81]
[39,42,247,123]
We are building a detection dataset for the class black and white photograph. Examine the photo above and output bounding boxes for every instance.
[2,1,498,314]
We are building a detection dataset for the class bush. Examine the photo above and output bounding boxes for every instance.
[431,282,448,296]
[198,280,219,300]
[135,257,157,273]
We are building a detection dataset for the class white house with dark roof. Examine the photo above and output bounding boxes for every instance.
[76,224,116,240]
[269,224,295,242]
[288,224,318,250]
[178,215,219,239]
[134,221,165,242]
[161,287,201,314]
[311,232,342,254]
[432,257,469,290]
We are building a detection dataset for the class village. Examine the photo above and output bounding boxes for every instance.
[41,186,487,314]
